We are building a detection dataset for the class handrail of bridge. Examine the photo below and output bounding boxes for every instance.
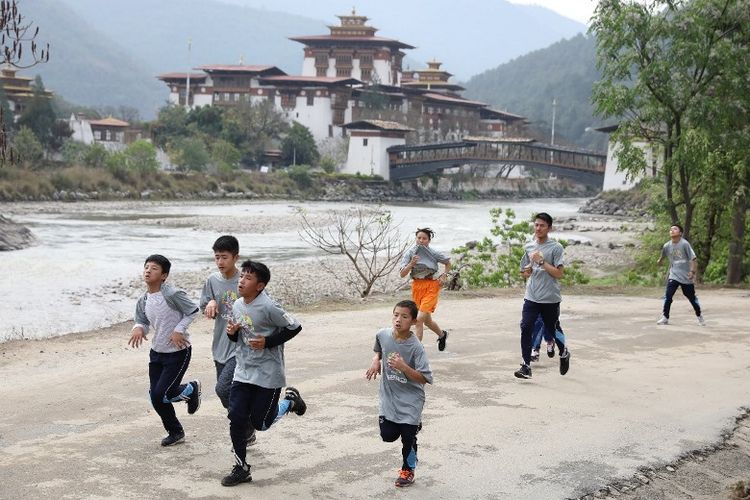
[387,139,606,173]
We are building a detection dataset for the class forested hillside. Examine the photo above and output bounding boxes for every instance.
[464,34,606,150]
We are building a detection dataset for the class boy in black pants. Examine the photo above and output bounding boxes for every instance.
[221,260,306,486]
[366,300,433,487]
[128,254,201,447]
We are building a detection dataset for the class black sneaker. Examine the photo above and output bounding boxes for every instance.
[514,363,532,379]
[559,349,570,376]
[284,387,307,416]
[187,380,201,415]
[530,349,540,362]
[160,431,185,447]
[437,330,448,351]
[546,341,555,358]
[221,464,252,487]
[246,428,257,446]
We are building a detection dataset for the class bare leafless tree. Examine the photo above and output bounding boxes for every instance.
[297,206,411,298]
[1,0,49,163]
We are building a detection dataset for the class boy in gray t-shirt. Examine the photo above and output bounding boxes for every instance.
[366,300,433,488]
[220,260,306,487]
[514,213,571,380]
[200,235,256,446]
[656,224,704,326]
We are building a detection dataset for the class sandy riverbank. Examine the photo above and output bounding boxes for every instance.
[1,289,749,499]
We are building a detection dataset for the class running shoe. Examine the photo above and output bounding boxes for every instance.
[514,363,532,379]
[530,349,540,362]
[221,464,252,486]
[559,349,571,376]
[697,315,706,326]
[656,316,669,325]
[395,469,415,487]
[437,330,449,351]
[284,387,307,416]
[187,380,201,414]
[546,340,555,358]
[160,431,185,447]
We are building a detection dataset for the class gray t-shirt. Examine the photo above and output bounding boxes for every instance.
[143,291,197,353]
[200,271,240,364]
[374,327,433,425]
[520,238,565,303]
[400,244,450,279]
[231,291,301,389]
[662,238,697,284]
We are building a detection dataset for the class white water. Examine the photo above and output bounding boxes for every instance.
[0,198,587,342]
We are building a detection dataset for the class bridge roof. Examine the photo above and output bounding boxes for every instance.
[343,119,413,132]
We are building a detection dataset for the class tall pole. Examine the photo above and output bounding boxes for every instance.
[551,97,557,146]
[550,97,557,163]
[185,38,192,110]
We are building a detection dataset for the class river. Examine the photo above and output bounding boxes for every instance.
[0,198,587,342]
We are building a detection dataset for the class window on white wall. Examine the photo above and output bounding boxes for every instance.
[363,138,368,146]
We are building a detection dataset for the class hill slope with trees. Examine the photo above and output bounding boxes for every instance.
[463,34,605,150]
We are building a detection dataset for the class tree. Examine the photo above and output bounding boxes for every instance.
[297,206,411,298]
[123,139,159,173]
[221,100,288,165]
[151,105,189,148]
[12,126,43,166]
[17,75,56,150]
[210,139,241,172]
[168,137,209,172]
[591,0,743,240]
[281,122,319,166]
[0,0,49,163]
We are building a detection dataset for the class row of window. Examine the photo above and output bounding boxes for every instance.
[93,130,124,142]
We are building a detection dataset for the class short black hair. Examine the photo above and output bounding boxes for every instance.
[415,227,434,240]
[394,300,418,320]
[534,212,553,226]
[240,260,270,285]
[213,235,239,255]
[144,254,171,275]
[672,223,684,234]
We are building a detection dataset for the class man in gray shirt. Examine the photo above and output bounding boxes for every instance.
[656,224,705,326]
[514,213,570,379]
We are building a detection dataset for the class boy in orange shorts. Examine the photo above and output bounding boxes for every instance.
[399,228,451,351]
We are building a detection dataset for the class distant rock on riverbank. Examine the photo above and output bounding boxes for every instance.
[0,215,36,251]
[578,187,653,217]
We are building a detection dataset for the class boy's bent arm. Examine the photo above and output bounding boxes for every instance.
[263,325,302,348]
[387,353,428,384]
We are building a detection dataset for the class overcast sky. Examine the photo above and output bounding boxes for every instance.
[507,0,598,24]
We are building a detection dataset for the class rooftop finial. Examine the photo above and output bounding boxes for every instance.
[352,6,356,15]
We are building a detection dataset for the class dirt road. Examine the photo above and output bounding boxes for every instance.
[1,289,749,499]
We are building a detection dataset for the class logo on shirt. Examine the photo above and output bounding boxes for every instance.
[220,290,239,320]
[234,312,256,346]
[385,352,408,384]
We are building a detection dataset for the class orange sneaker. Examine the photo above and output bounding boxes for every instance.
[395,468,414,487]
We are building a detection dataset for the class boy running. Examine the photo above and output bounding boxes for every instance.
[366,300,433,488]
[515,213,570,379]
[200,235,256,445]
[128,254,201,446]
[399,228,451,351]
[221,260,306,487]
[656,224,705,326]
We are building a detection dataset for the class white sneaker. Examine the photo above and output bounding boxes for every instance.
[697,315,706,326]
[656,316,669,325]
